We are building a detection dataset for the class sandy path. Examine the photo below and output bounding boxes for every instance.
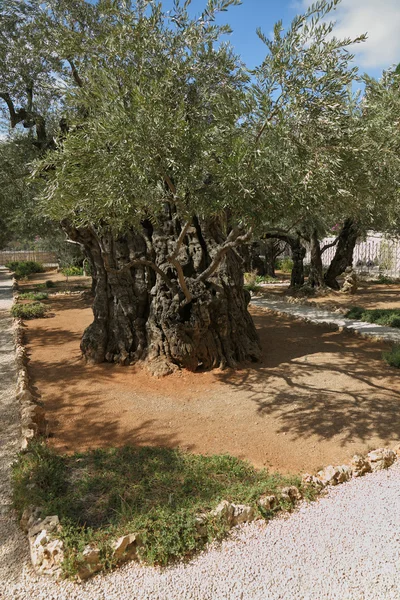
[0,268,32,593]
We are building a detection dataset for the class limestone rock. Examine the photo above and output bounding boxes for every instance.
[302,473,325,489]
[341,267,358,294]
[367,448,396,472]
[28,516,64,578]
[281,486,302,502]
[211,500,234,523]
[317,465,340,486]
[258,495,277,510]
[112,533,142,562]
[20,506,42,534]
[393,443,400,457]
[77,546,102,581]
[231,504,255,526]
[350,455,371,477]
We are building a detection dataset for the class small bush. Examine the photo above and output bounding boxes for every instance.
[61,266,84,277]
[255,275,276,284]
[6,260,45,280]
[244,272,260,293]
[346,306,400,328]
[276,258,293,273]
[45,279,56,288]
[18,292,48,301]
[372,275,399,285]
[383,345,400,368]
[11,302,48,320]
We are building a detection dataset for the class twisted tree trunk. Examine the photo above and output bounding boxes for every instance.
[63,214,261,375]
[308,230,324,287]
[324,219,359,290]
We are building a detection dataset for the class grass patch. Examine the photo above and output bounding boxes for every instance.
[18,292,49,301]
[383,345,400,368]
[370,275,400,285]
[11,302,48,319]
[346,306,400,328]
[12,441,315,577]
[61,266,84,276]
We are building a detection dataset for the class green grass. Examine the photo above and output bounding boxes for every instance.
[383,345,400,368]
[370,275,400,285]
[346,306,400,328]
[11,302,48,319]
[61,266,84,276]
[12,441,315,577]
[18,292,49,301]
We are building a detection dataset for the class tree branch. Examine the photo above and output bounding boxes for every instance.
[167,220,193,303]
[104,256,177,293]
[321,236,339,254]
[67,59,83,88]
[196,227,253,284]
[0,92,26,128]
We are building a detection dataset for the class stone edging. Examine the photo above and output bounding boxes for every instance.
[20,444,399,582]
[12,278,47,449]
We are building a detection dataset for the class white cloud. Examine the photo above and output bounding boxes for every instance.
[297,0,400,70]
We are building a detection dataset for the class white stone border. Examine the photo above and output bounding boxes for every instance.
[20,444,399,582]
[12,278,47,449]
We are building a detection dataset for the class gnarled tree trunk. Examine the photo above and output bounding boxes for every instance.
[63,215,261,375]
[308,230,324,287]
[324,219,359,290]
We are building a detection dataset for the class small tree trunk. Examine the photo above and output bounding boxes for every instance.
[264,240,278,278]
[324,219,359,290]
[308,230,324,287]
[290,237,306,287]
[63,217,261,374]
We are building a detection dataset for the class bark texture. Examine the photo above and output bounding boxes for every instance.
[63,216,261,374]
[308,230,324,287]
[324,219,359,290]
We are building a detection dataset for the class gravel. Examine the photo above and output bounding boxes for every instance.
[1,267,399,599]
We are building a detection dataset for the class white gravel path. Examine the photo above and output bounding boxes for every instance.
[1,269,399,599]
[252,296,400,344]
[0,268,32,594]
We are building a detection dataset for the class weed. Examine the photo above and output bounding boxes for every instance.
[383,345,400,368]
[346,306,400,328]
[18,292,48,301]
[11,302,48,319]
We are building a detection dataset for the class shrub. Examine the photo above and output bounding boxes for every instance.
[11,302,48,319]
[255,275,276,284]
[244,272,260,293]
[18,292,48,301]
[383,345,400,368]
[276,258,293,273]
[345,306,400,328]
[61,266,84,277]
[6,260,45,280]
[45,280,56,288]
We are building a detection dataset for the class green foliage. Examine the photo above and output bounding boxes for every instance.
[18,291,48,300]
[12,441,312,577]
[244,272,260,293]
[6,260,45,279]
[61,266,84,277]
[371,275,399,285]
[276,258,293,273]
[45,279,56,288]
[346,306,400,328]
[11,302,47,319]
[255,274,276,284]
[383,345,400,368]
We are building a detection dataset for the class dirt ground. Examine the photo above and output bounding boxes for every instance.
[259,280,400,311]
[20,271,400,475]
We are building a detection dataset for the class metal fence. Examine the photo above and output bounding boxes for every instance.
[305,232,400,279]
[0,250,58,266]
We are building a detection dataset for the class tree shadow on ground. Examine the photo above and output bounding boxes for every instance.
[216,310,400,446]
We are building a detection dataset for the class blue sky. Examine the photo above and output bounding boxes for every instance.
[166,0,400,79]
